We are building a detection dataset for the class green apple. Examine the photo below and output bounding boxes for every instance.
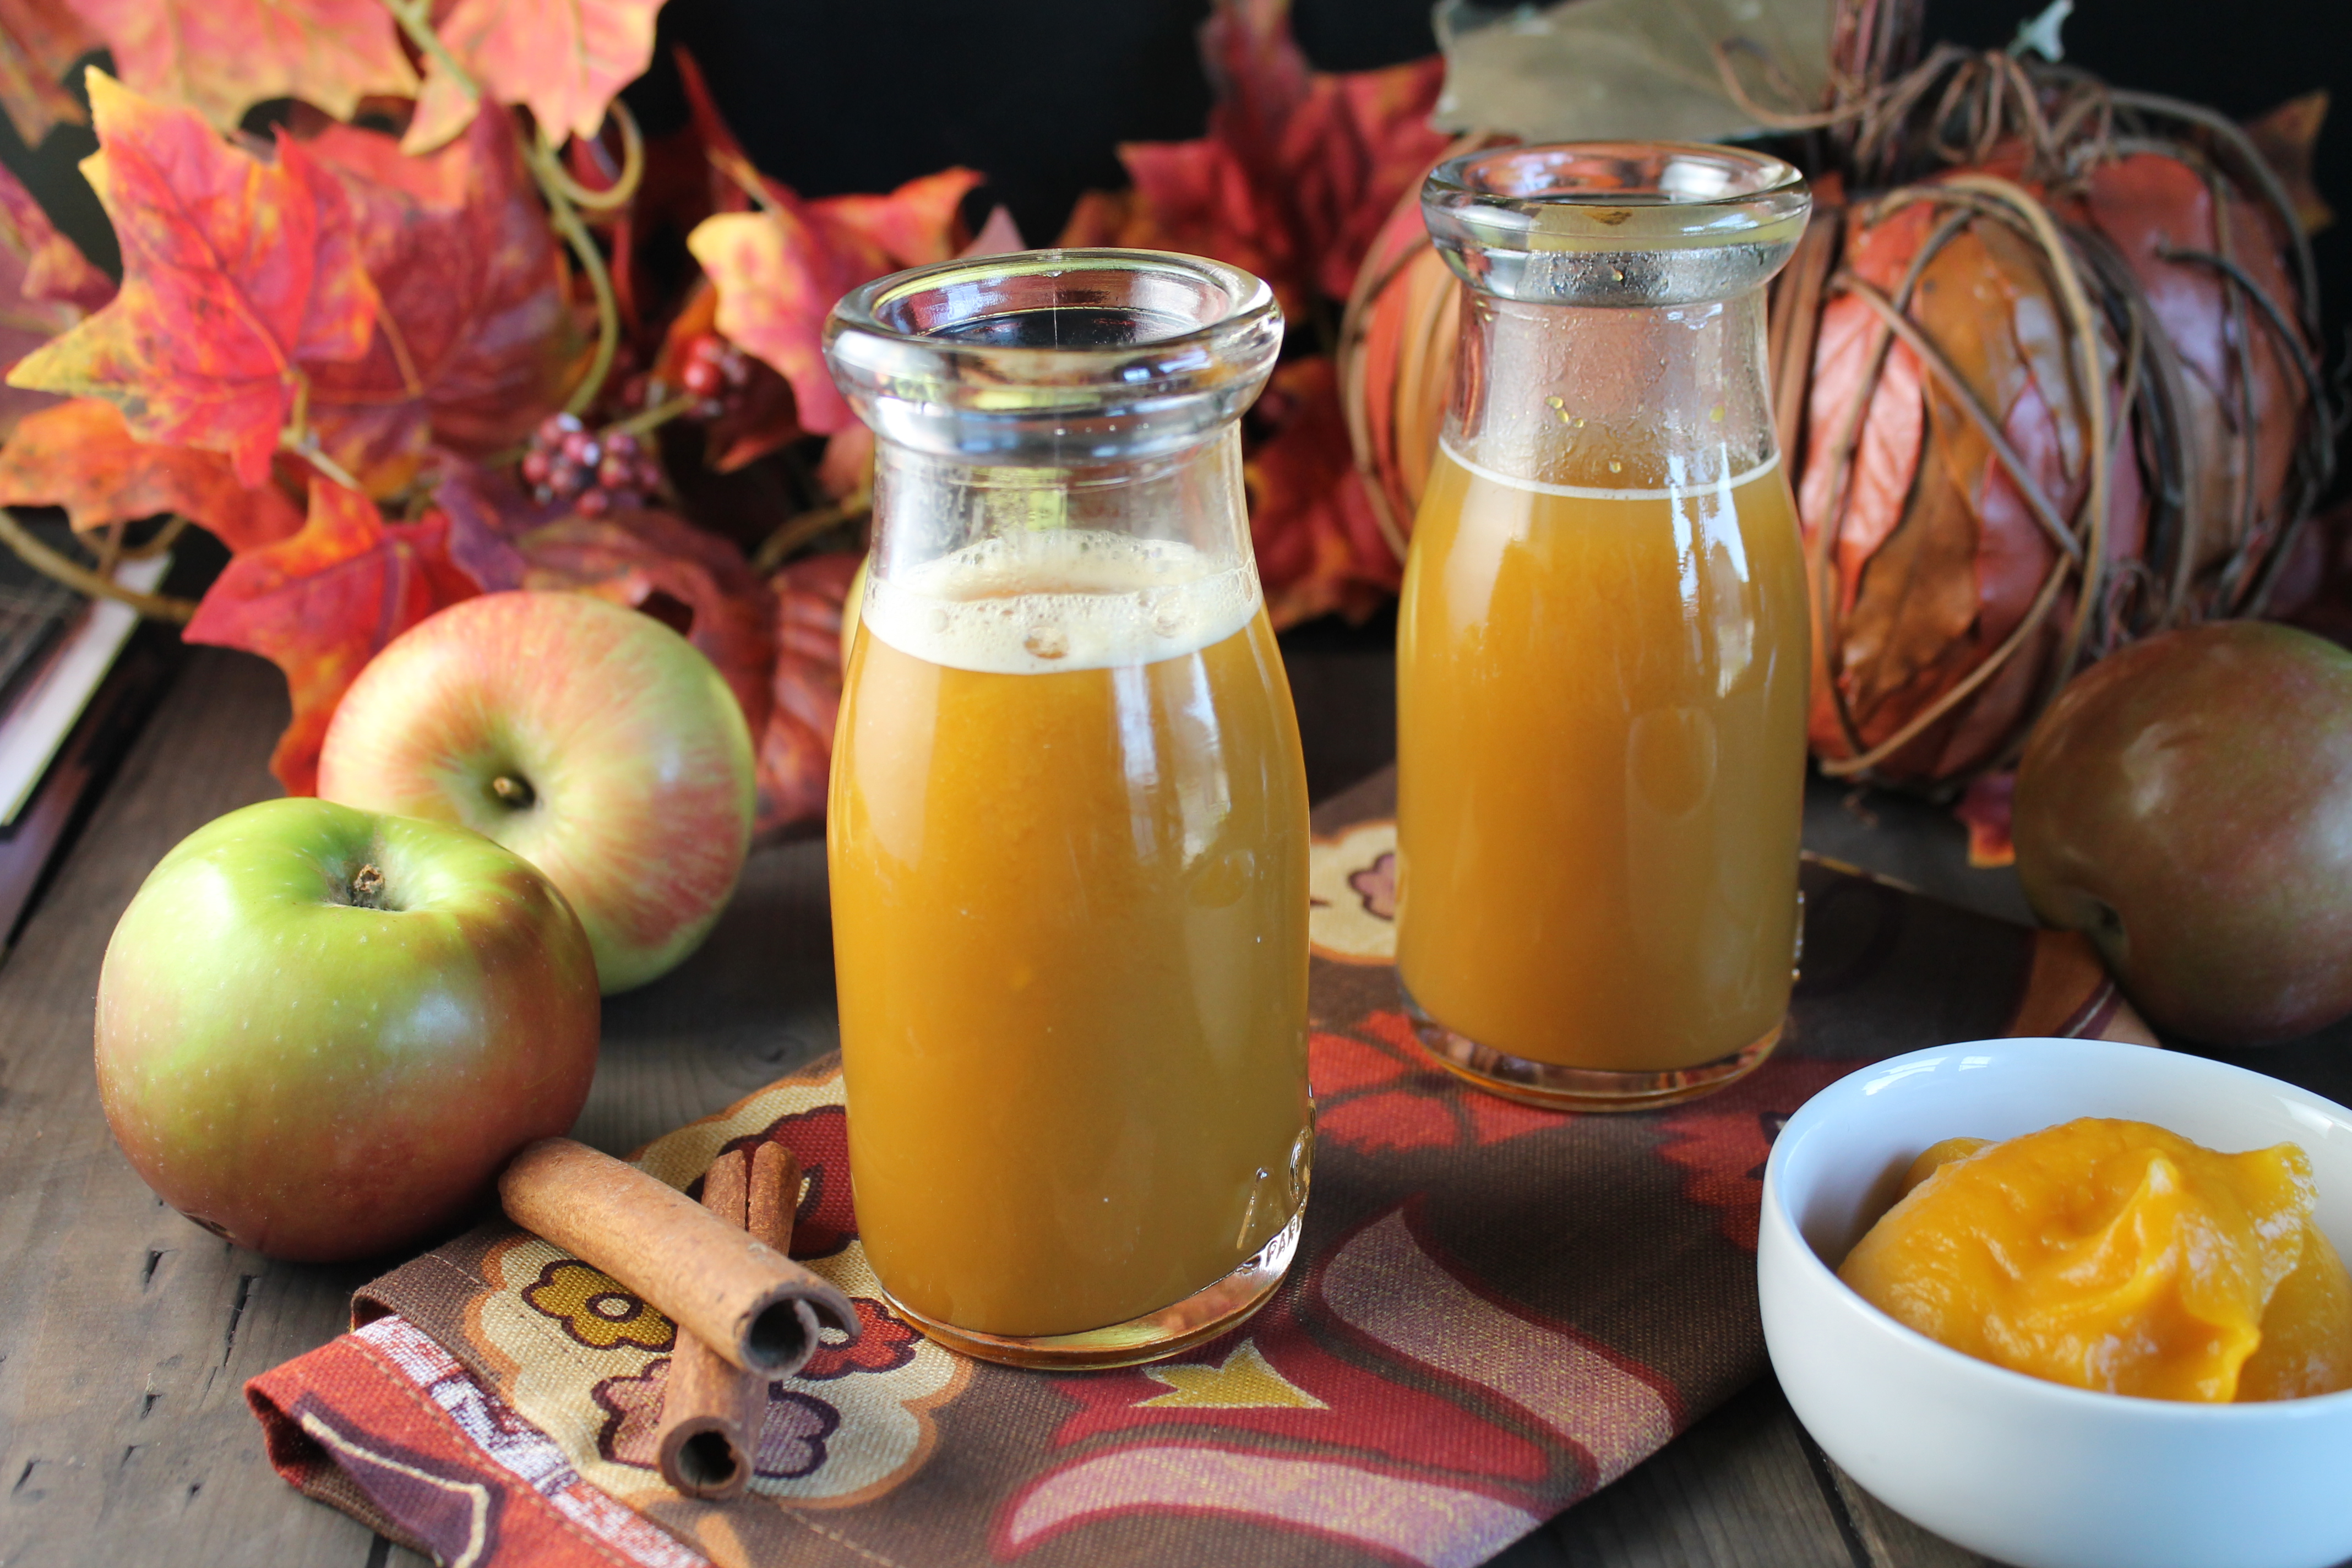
[96,798,600,1261]
[317,591,756,993]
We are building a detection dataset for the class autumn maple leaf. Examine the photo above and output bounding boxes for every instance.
[0,398,303,549]
[690,167,981,437]
[69,0,415,130]
[405,0,667,155]
[0,0,99,145]
[7,70,378,488]
[185,477,475,792]
[1059,0,1447,316]
[0,160,106,444]
[304,106,575,495]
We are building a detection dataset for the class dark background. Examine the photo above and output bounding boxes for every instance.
[617,0,2352,363]
[0,0,2345,484]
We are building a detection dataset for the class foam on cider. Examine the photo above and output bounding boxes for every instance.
[862,530,1260,676]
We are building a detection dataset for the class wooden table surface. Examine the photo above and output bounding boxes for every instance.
[3,637,2347,1568]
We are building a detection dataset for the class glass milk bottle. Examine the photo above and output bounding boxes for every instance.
[1395,144,1813,1110]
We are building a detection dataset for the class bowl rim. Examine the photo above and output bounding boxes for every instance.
[1761,1035,2352,1422]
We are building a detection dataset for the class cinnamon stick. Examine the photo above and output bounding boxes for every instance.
[652,1145,809,1498]
[498,1137,854,1378]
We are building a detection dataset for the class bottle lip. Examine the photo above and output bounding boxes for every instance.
[1424,141,1810,306]
[824,248,1283,464]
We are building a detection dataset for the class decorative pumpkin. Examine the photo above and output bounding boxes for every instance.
[1337,17,2330,792]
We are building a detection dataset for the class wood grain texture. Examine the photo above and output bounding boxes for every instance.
[1489,1376,1881,1568]
[0,650,387,1567]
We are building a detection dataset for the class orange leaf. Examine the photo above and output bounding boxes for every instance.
[7,71,378,487]
[184,478,476,793]
[405,0,666,154]
[70,0,415,129]
[0,397,302,549]
[304,107,575,494]
[689,168,980,437]
[0,0,98,144]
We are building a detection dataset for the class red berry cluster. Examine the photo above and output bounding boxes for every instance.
[520,413,663,516]
[677,333,752,417]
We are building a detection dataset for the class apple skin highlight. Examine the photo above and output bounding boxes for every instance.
[317,590,758,994]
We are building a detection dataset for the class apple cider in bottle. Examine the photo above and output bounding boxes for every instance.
[822,252,1310,1368]
[1396,144,1814,1109]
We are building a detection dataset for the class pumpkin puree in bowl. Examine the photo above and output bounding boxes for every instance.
[1839,1118,2352,1402]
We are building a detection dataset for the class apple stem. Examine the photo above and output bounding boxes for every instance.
[492,774,536,808]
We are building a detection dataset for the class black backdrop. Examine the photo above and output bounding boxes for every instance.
[2,1,2346,448]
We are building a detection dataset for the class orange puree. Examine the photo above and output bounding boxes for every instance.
[1839,1118,2352,1402]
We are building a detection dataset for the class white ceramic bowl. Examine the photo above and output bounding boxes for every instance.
[1760,1037,2352,1568]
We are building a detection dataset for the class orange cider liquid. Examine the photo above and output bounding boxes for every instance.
[1396,441,1809,1072]
[829,531,1313,1338]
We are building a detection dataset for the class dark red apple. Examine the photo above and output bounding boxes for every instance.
[2013,620,2352,1044]
[96,797,601,1260]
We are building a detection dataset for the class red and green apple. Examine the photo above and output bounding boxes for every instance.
[317,591,756,993]
[96,797,601,1261]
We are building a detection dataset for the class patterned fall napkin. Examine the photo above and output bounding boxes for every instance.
[246,767,2149,1568]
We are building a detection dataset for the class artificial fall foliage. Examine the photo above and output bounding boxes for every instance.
[0,0,1454,825]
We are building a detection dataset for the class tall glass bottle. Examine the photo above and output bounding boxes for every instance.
[823,251,1313,1368]
[1396,144,1813,1109]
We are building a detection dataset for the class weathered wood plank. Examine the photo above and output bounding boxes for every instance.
[1488,1375,1866,1568]
[0,650,383,1567]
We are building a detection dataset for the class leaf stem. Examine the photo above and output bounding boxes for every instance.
[379,0,479,102]
[0,509,197,623]
[279,429,365,493]
[526,135,620,417]
[750,500,869,575]
[601,391,697,442]
[536,102,645,217]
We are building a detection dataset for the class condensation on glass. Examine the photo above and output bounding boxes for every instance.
[1395,144,1814,1109]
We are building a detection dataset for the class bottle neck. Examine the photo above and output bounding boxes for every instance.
[1445,286,1777,492]
[868,426,1256,588]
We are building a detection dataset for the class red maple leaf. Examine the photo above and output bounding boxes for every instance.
[69,0,416,130]
[1245,357,1403,627]
[184,478,476,792]
[305,106,575,495]
[1310,1009,1567,1155]
[758,551,858,838]
[0,398,303,550]
[406,0,666,154]
[0,0,100,145]
[7,70,378,488]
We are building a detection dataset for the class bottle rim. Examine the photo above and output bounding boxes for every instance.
[824,248,1283,463]
[1424,141,1810,306]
